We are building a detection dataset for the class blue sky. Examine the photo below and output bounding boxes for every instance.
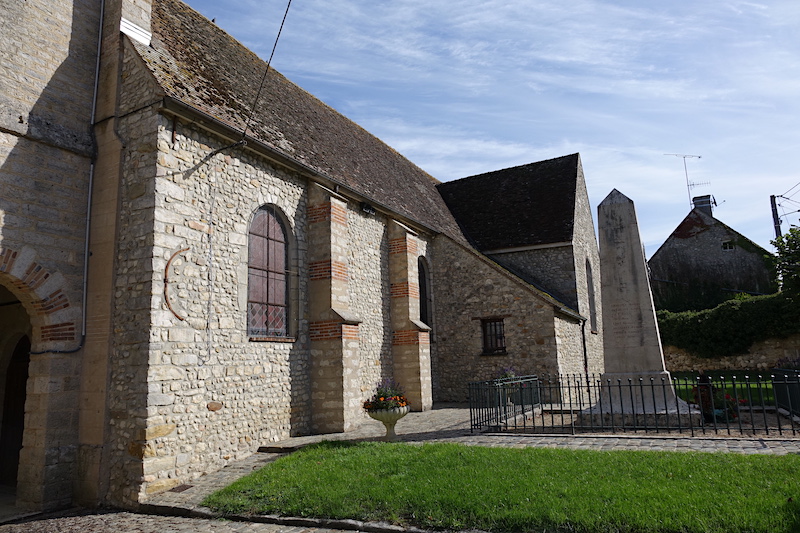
[185,0,800,255]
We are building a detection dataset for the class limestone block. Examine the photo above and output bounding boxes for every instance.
[144,423,177,440]
[144,478,182,494]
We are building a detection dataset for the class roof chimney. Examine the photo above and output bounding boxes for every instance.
[692,195,715,217]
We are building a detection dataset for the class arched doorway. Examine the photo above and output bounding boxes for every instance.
[0,335,30,486]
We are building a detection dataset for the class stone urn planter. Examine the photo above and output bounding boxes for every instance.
[367,406,410,441]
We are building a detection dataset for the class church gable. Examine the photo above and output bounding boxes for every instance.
[436,154,580,252]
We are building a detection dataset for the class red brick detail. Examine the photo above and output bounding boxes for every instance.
[390,281,419,299]
[330,203,347,226]
[309,260,331,280]
[420,331,430,345]
[310,320,360,341]
[393,329,429,346]
[342,324,359,340]
[0,248,18,273]
[389,237,418,255]
[41,322,76,342]
[331,261,348,281]
[308,203,347,226]
[32,289,70,315]
[308,204,331,224]
[22,262,50,290]
[309,260,348,281]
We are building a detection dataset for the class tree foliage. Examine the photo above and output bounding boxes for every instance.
[772,227,800,294]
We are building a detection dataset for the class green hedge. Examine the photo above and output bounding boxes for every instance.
[657,292,800,358]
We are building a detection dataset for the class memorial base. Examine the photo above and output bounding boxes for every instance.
[578,371,701,429]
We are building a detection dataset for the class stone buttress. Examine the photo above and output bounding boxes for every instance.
[307,184,362,433]
[388,220,432,411]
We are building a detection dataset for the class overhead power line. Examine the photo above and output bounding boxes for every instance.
[240,0,294,141]
[781,181,800,199]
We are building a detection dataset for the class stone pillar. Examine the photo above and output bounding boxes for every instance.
[593,189,689,418]
[307,184,361,433]
[388,221,432,411]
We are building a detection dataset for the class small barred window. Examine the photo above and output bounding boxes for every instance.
[481,318,506,355]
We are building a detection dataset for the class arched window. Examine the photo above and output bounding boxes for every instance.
[418,256,432,327]
[586,259,598,333]
[248,206,289,337]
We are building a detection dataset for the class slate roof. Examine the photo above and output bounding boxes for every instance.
[436,154,580,251]
[133,0,466,242]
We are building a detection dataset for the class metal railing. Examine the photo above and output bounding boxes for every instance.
[468,372,800,437]
[468,375,540,432]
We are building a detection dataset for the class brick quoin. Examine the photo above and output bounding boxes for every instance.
[310,321,360,340]
[342,324,359,340]
[308,203,348,226]
[393,329,429,346]
[32,289,70,315]
[389,237,418,255]
[41,322,76,342]
[390,281,419,299]
[0,248,18,272]
[22,263,51,290]
[309,260,348,281]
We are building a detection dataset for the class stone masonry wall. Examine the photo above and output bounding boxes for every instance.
[106,109,311,504]
[569,162,604,374]
[347,209,392,406]
[664,334,800,373]
[490,247,576,309]
[0,0,101,510]
[432,236,559,402]
[649,211,775,311]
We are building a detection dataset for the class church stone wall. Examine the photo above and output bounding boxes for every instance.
[0,0,101,510]
[569,163,604,374]
[347,209,392,405]
[431,236,560,402]
[553,317,585,375]
[105,111,313,503]
[106,108,431,502]
[489,247,576,308]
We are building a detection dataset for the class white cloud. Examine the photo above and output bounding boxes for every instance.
[186,0,800,251]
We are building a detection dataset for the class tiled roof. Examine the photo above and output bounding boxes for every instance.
[134,0,467,241]
[650,208,771,258]
[436,154,579,251]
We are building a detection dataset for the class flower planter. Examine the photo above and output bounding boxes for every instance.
[367,406,410,441]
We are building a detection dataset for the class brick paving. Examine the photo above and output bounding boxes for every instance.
[3,404,800,532]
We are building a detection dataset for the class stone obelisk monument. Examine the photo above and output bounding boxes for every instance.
[592,189,689,419]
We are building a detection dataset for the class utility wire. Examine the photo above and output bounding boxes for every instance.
[240,0,293,141]
[781,181,800,199]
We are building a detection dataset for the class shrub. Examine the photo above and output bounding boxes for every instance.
[657,292,800,357]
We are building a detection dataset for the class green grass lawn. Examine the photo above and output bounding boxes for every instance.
[671,372,777,406]
[203,441,800,533]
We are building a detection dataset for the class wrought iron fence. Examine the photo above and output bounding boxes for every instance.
[468,372,800,437]
[468,375,540,432]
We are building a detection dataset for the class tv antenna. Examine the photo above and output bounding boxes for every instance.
[665,154,706,208]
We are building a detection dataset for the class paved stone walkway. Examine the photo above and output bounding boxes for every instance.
[3,404,800,532]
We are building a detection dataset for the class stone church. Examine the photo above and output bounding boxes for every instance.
[0,0,604,510]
